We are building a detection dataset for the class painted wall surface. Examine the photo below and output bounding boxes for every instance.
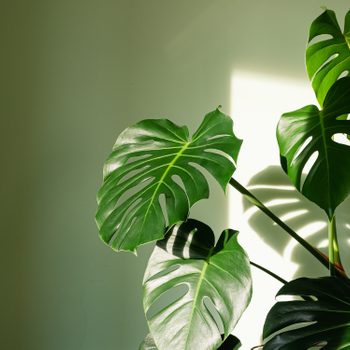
[2,1,350,349]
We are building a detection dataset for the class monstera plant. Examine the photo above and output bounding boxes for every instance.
[96,8,350,349]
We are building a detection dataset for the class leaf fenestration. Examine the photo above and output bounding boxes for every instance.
[143,219,252,350]
[96,109,242,252]
[263,277,350,349]
[277,77,350,217]
[306,9,350,106]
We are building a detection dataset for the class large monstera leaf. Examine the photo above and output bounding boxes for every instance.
[306,9,350,106]
[143,219,252,350]
[277,77,350,218]
[96,109,242,252]
[263,277,350,349]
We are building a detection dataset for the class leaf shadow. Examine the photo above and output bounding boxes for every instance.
[157,219,215,259]
[243,165,350,278]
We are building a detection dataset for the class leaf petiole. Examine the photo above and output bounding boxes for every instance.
[250,261,287,285]
[328,215,344,276]
[229,178,330,271]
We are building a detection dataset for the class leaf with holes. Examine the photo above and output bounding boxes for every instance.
[263,277,350,349]
[96,110,242,251]
[143,219,252,350]
[95,108,242,252]
[277,77,350,218]
[139,333,241,350]
[306,9,350,106]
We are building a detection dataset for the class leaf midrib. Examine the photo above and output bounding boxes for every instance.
[142,142,190,227]
[318,112,332,217]
[184,260,210,349]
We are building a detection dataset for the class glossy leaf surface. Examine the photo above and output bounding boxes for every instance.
[277,77,350,218]
[96,109,242,252]
[306,9,350,106]
[263,277,350,349]
[143,219,252,350]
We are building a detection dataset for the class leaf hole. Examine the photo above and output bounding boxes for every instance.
[188,162,217,190]
[121,197,143,219]
[311,53,339,81]
[203,296,224,334]
[158,193,169,227]
[300,151,319,189]
[207,134,232,141]
[109,215,137,246]
[264,321,317,344]
[116,176,154,208]
[276,295,318,302]
[294,136,313,160]
[124,153,152,165]
[147,264,180,282]
[332,133,350,146]
[308,33,333,46]
[205,148,233,163]
[146,283,188,320]
[171,174,187,193]
[336,114,349,120]
[338,70,349,80]
[119,164,152,184]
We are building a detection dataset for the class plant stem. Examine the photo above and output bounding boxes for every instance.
[328,215,343,276]
[229,177,329,270]
[250,261,287,284]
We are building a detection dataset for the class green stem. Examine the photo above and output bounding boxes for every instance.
[229,177,329,270]
[250,261,287,284]
[328,215,343,276]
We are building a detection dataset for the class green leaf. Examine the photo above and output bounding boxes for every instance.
[306,9,350,106]
[139,333,241,350]
[96,109,242,252]
[263,276,350,349]
[277,77,350,218]
[143,219,252,350]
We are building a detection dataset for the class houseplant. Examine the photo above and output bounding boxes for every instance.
[96,8,350,349]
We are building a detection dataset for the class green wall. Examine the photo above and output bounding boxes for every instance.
[2,1,349,349]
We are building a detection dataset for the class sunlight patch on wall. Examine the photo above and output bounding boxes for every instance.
[228,70,316,349]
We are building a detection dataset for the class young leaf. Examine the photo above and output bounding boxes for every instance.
[306,9,350,106]
[96,109,242,252]
[277,77,350,218]
[263,277,350,349]
[143,219,252,350]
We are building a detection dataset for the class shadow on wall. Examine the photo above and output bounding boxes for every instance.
[243,165,350,279]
